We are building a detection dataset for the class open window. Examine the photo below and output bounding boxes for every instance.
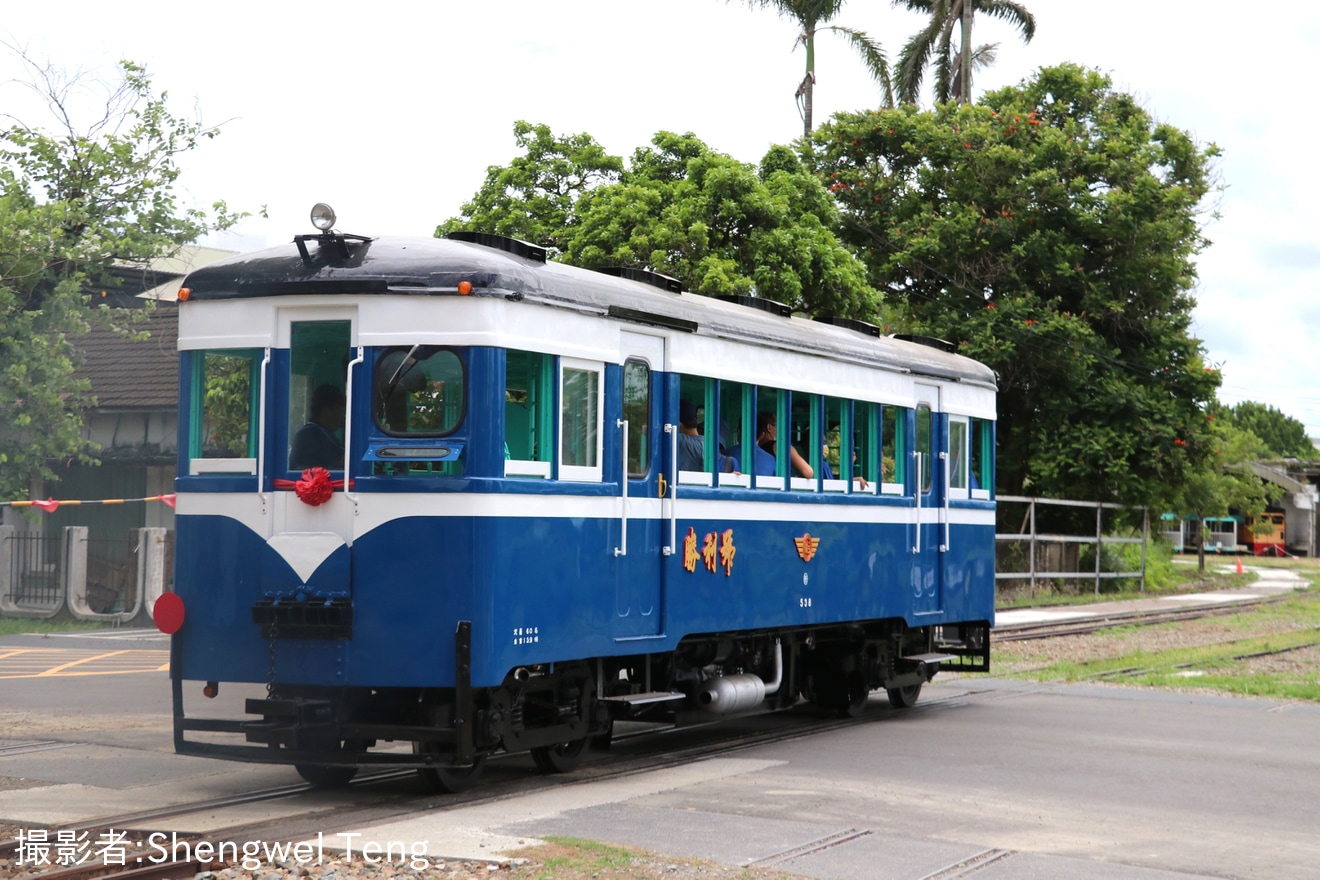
[505,349,554,478]
[880,405,908,495]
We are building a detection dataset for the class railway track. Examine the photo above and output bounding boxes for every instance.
[0,704,874,880]
[4,593,1299,879]
[992,593,1284,642]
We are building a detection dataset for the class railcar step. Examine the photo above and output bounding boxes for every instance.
[901,653,959,664]
[600,691,687,706]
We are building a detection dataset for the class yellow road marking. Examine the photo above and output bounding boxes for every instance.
[0,648,170,679]
[38,649,134,675]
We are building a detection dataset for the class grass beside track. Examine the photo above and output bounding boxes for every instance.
[508,838,803,880]
[997,587,1320,702]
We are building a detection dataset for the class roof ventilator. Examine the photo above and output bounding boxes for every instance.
[446,231,547,264]
[812,315,882,337]
[718,294,792,318]
[594,266,682,294]
[892,333,957,353]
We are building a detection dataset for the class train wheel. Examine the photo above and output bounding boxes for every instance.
[590,718,615,751]
[886,682,922,709]
[413,741,486,793]
[295,763,358,788]
[837,669,870,719]
[530,737,589,774]
[294,735,361,788]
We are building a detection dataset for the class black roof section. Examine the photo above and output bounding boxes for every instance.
[181,233,996,389]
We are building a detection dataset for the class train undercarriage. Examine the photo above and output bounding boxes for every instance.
[175,618,989,791]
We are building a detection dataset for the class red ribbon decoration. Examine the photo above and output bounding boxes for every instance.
[273,467,351,506]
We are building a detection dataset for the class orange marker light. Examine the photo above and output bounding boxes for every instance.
[457,281,473,296]
[177,288,191,302]
[203,682,219,699]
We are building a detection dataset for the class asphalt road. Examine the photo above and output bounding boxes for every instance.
[1,629,1317,879]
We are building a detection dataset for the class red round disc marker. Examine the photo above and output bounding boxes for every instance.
[153,592,186,634]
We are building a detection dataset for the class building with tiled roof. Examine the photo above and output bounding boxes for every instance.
[2,247,234,597]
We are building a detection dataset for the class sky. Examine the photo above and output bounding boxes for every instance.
[3,1,1319,435]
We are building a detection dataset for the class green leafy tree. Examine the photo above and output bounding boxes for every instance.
[815,64,1221,508]
[440,127,879,320]
[893,0,1035,105]
[434,121,623,256]
[1211,401,1318,460]
[1167,420,1277,571]
[0,53,238,500]
[734,0,892,137]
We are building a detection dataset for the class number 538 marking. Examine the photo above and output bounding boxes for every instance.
[799,597,812,608]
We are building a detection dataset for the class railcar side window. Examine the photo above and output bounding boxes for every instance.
[505,350,553,478]
[915,403,934,495]
[821,396,848,492]
[854,402,879,492]
[754,386,786,489]
[560,357,603,482]
[623,359,650,477]
[190,349,261,471]
[677,374,714,483]
[287,321,351,472]
[373,348,464,436]
[970,418,991,498]
[717,380,751,487]
[881,406,907,494]
[948,416,969,497]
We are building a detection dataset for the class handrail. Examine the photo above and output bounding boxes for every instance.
[614,418,628,557]
[940,450,950,553]
[913,451,923,554]
[663,423,677,556]
[256,348,271,509]
[342,346,365,539]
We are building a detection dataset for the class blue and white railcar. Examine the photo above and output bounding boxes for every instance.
[162,209,997,790]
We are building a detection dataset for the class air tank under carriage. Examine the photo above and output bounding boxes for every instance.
[162,206,997,790]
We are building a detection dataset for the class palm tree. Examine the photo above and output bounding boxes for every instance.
[737,0,892,138]
[893,0,1035,105]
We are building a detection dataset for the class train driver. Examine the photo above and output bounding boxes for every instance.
[290,384,346,471]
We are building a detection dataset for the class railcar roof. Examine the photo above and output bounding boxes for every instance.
[181,234,996,389]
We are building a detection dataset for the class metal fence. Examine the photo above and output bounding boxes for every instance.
[995,495,1149,596]
[2,530,63,612]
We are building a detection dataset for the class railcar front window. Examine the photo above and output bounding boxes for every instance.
[374,347,465,435]
[287,321,351,472]
[191,350,260,462]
